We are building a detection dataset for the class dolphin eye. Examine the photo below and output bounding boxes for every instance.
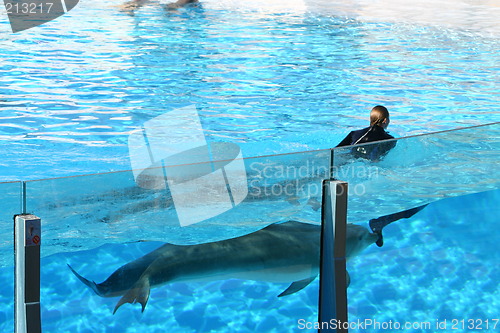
[358,235,363,241]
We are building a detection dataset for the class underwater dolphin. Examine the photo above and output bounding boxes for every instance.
[68,220,378,314]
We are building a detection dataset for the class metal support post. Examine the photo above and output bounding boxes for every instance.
[318,180,348,333]
[14,214,42,333]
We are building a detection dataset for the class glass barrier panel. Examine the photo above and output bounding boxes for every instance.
[0,181,22,333]
[25,148,331,332]
[332,123,499,331]
[332,123,500,223]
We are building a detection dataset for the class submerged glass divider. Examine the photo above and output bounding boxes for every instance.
[14,214,42,333]
[319,180,348,333]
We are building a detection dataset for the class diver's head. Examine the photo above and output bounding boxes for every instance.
[370,105,390,130]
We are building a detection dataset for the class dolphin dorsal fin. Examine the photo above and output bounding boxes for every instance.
[113,277,151,314]
[278,276,316,297]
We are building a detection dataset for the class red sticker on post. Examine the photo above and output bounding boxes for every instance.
[25,219,41,247]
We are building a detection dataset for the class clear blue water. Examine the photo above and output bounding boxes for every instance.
[0,0,499,181]
[348,189,500,333]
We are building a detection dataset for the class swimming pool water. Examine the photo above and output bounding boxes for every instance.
[348,189,500,333]
[0,0,499,181]
[0,1,498,332]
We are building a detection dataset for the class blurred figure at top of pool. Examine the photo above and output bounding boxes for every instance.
[119,0,198,15]
[166,0,199,9]
[336,105,396,161]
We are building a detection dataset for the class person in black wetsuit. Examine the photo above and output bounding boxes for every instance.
[336,105,396,161]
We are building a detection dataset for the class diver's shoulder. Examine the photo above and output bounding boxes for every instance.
[385,131,395,139]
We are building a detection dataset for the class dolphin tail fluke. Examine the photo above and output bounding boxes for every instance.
[369,204,428,247]
[113,277,151,314]
[67,264,104,297]
[278,276,316,297]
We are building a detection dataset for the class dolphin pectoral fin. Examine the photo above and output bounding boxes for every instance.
[278,276,316,297]
[307,197,321,211]
[286,197,302,206]
[113,277,151,314]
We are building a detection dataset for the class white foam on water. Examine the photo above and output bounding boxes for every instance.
[204,0,500,37]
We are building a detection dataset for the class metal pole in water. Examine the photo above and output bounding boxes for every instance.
[14,214,42,333]
[318,180,348,333]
